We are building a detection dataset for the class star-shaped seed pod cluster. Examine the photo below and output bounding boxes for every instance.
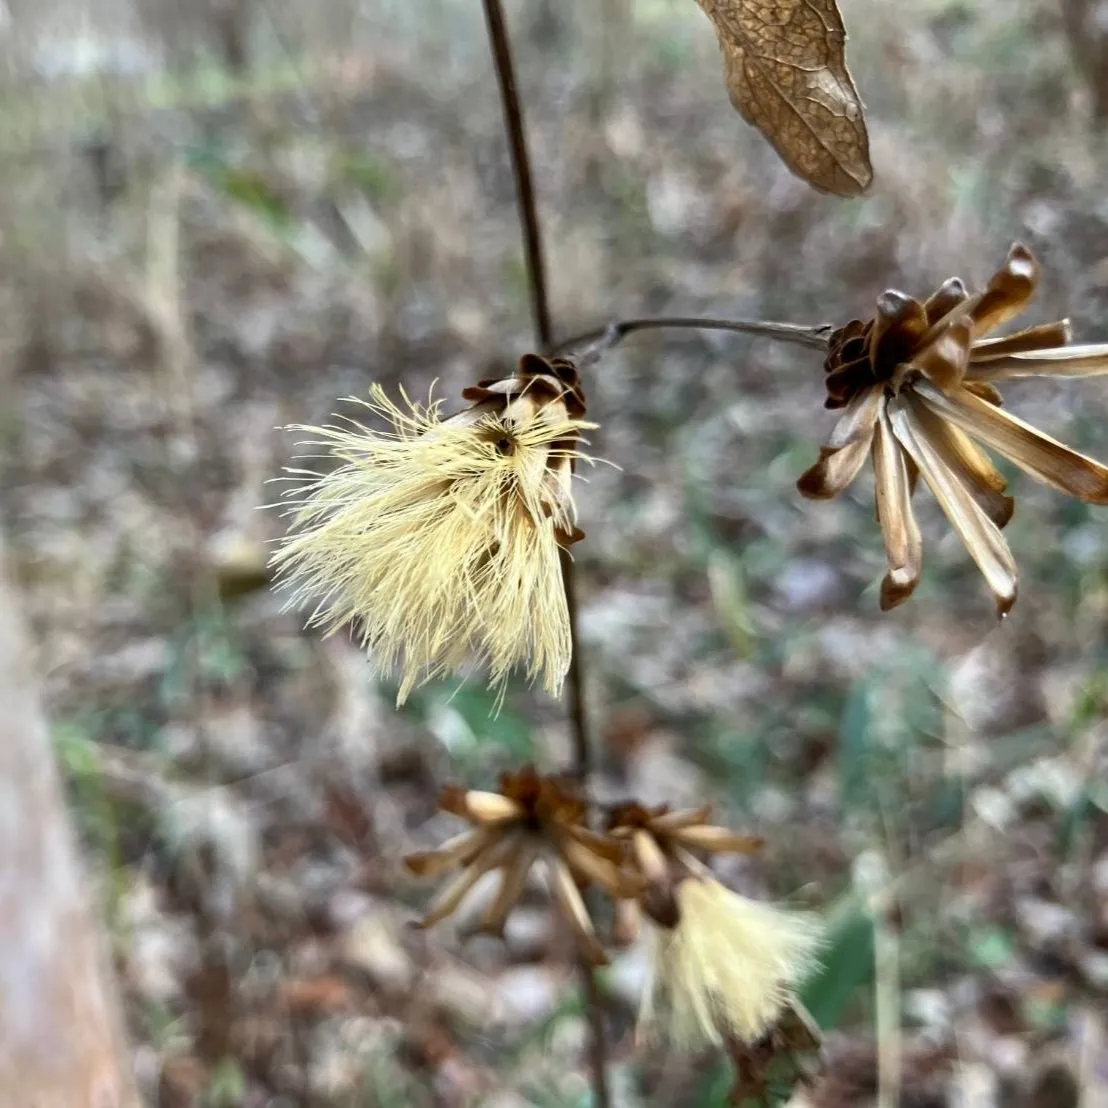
[404,766,640,966]
[799,242,1108,614]
[405,776,825,1085]
[607,801,764,931]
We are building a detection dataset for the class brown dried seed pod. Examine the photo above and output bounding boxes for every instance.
[404,767,639,966]
[800,242,1108,615]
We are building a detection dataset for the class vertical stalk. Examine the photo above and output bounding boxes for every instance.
[480,0,553,351]
[479,3,609,1105]
[559,547,591,777]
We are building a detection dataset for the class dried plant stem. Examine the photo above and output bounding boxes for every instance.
[481,0,553,350]
[872,869,902,1108]
[480,2,610,1105]
[560,316,834,360]
[555,547,590,778]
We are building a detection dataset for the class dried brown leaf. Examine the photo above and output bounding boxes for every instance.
[692,0,872,196]
[279,975,357,1017]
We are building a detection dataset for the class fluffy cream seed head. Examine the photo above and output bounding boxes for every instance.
[271,381,595,704]
[639,877,822,1048]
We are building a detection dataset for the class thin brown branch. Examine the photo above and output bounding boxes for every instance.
[480,3,610,1105]
[559,316,835,361]
[481,0,553,350]
[559,547,591,778]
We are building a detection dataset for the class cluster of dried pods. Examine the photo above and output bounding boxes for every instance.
[800,243,1108,614]
[272,240,1108,1095]
[404,767,821,1072]
[276,241,1108,693]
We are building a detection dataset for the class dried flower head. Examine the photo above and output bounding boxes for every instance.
[271,355,595,704]
[404,766,640,965]
[608,802,764,931]
[799,242,1108,614]
[724,1000,823,1104]
[608,803,821,1048]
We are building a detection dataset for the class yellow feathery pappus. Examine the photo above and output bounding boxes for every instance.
[639,877,823,1049]
[607,802,820,1049]
[270,355,596,705]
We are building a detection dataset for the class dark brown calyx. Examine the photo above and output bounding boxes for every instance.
[463,353,587,419]
[498,765,586,827]
[822,318,876,409]
[822,287,933,409]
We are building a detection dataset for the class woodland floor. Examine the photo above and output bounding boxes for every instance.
[2,1,1108,1105]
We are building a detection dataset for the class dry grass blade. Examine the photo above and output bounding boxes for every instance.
[691,0,872,196]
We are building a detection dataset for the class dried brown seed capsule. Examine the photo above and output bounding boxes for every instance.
[800,242,1108,615]
[609,801,763,929]
[404,766,640,966]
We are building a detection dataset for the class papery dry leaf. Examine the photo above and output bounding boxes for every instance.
[691,0,872,196]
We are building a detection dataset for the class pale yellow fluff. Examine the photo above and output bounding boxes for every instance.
[270,384,592,704]
[639,877,822,1048]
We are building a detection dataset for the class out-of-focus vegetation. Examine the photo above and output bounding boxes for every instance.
[2,0,1108,1104]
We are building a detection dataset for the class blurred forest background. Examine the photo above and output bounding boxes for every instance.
[2,0,1108,1105]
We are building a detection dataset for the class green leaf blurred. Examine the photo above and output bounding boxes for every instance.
[799,899,876,1030]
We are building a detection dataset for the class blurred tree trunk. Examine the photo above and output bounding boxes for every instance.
[1060,0,1108,124]
[0,532,140,1108]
